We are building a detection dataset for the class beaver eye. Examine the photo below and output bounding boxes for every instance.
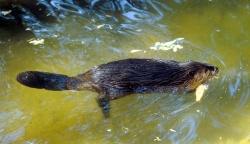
[189,71,196,76]
[206,66,215,71]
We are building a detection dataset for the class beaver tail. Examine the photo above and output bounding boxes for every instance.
[16,71,79,91]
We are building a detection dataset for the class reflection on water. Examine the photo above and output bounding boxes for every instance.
[0,0,250,143]
[167,114,200,144]
[0,109,25,144]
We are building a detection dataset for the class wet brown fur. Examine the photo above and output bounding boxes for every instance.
[17,58,219,117]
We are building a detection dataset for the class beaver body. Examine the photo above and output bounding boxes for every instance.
[17,58,219,117]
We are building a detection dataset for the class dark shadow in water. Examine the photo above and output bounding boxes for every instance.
[0,0,169,38]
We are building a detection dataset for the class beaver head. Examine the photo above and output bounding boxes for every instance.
[179,61,219,91]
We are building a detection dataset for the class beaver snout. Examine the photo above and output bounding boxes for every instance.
[207,66,219,75]
[213,67,219,74]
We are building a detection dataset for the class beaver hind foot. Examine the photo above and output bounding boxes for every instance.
[17,58,219,118]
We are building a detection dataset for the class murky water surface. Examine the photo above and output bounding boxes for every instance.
[0,1,250,144]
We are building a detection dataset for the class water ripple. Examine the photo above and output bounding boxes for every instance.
[165,114,200,144]
[0,0,169,36]
[50,0,85,15]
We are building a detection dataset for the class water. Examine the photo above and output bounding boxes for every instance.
[0,0,250,143]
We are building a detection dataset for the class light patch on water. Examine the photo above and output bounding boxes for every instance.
[240,135,250,144]
[130,49,146,53]
[0,109,27,144]
[153,136,162,142]
[150,38,184,52]
[106,129,112,132]
[0,127,25,144]
[169,129,177,133]
[96,24,113,30]
[1,10,12,16]
[0,109,24,130]
[28,39,45,45]
[122,127,129,134]
[96,24,105,29]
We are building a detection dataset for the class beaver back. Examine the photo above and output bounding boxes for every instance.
[86,59,189,98]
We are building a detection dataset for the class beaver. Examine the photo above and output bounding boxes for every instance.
[17,58,219,117]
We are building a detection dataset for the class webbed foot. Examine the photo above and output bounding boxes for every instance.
[97,96,110,118]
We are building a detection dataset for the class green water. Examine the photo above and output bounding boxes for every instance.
[0,1,250,144]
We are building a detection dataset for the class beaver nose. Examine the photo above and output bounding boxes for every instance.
[211,66,219,75]
[214,67,219,73]
[206,66,219,75]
